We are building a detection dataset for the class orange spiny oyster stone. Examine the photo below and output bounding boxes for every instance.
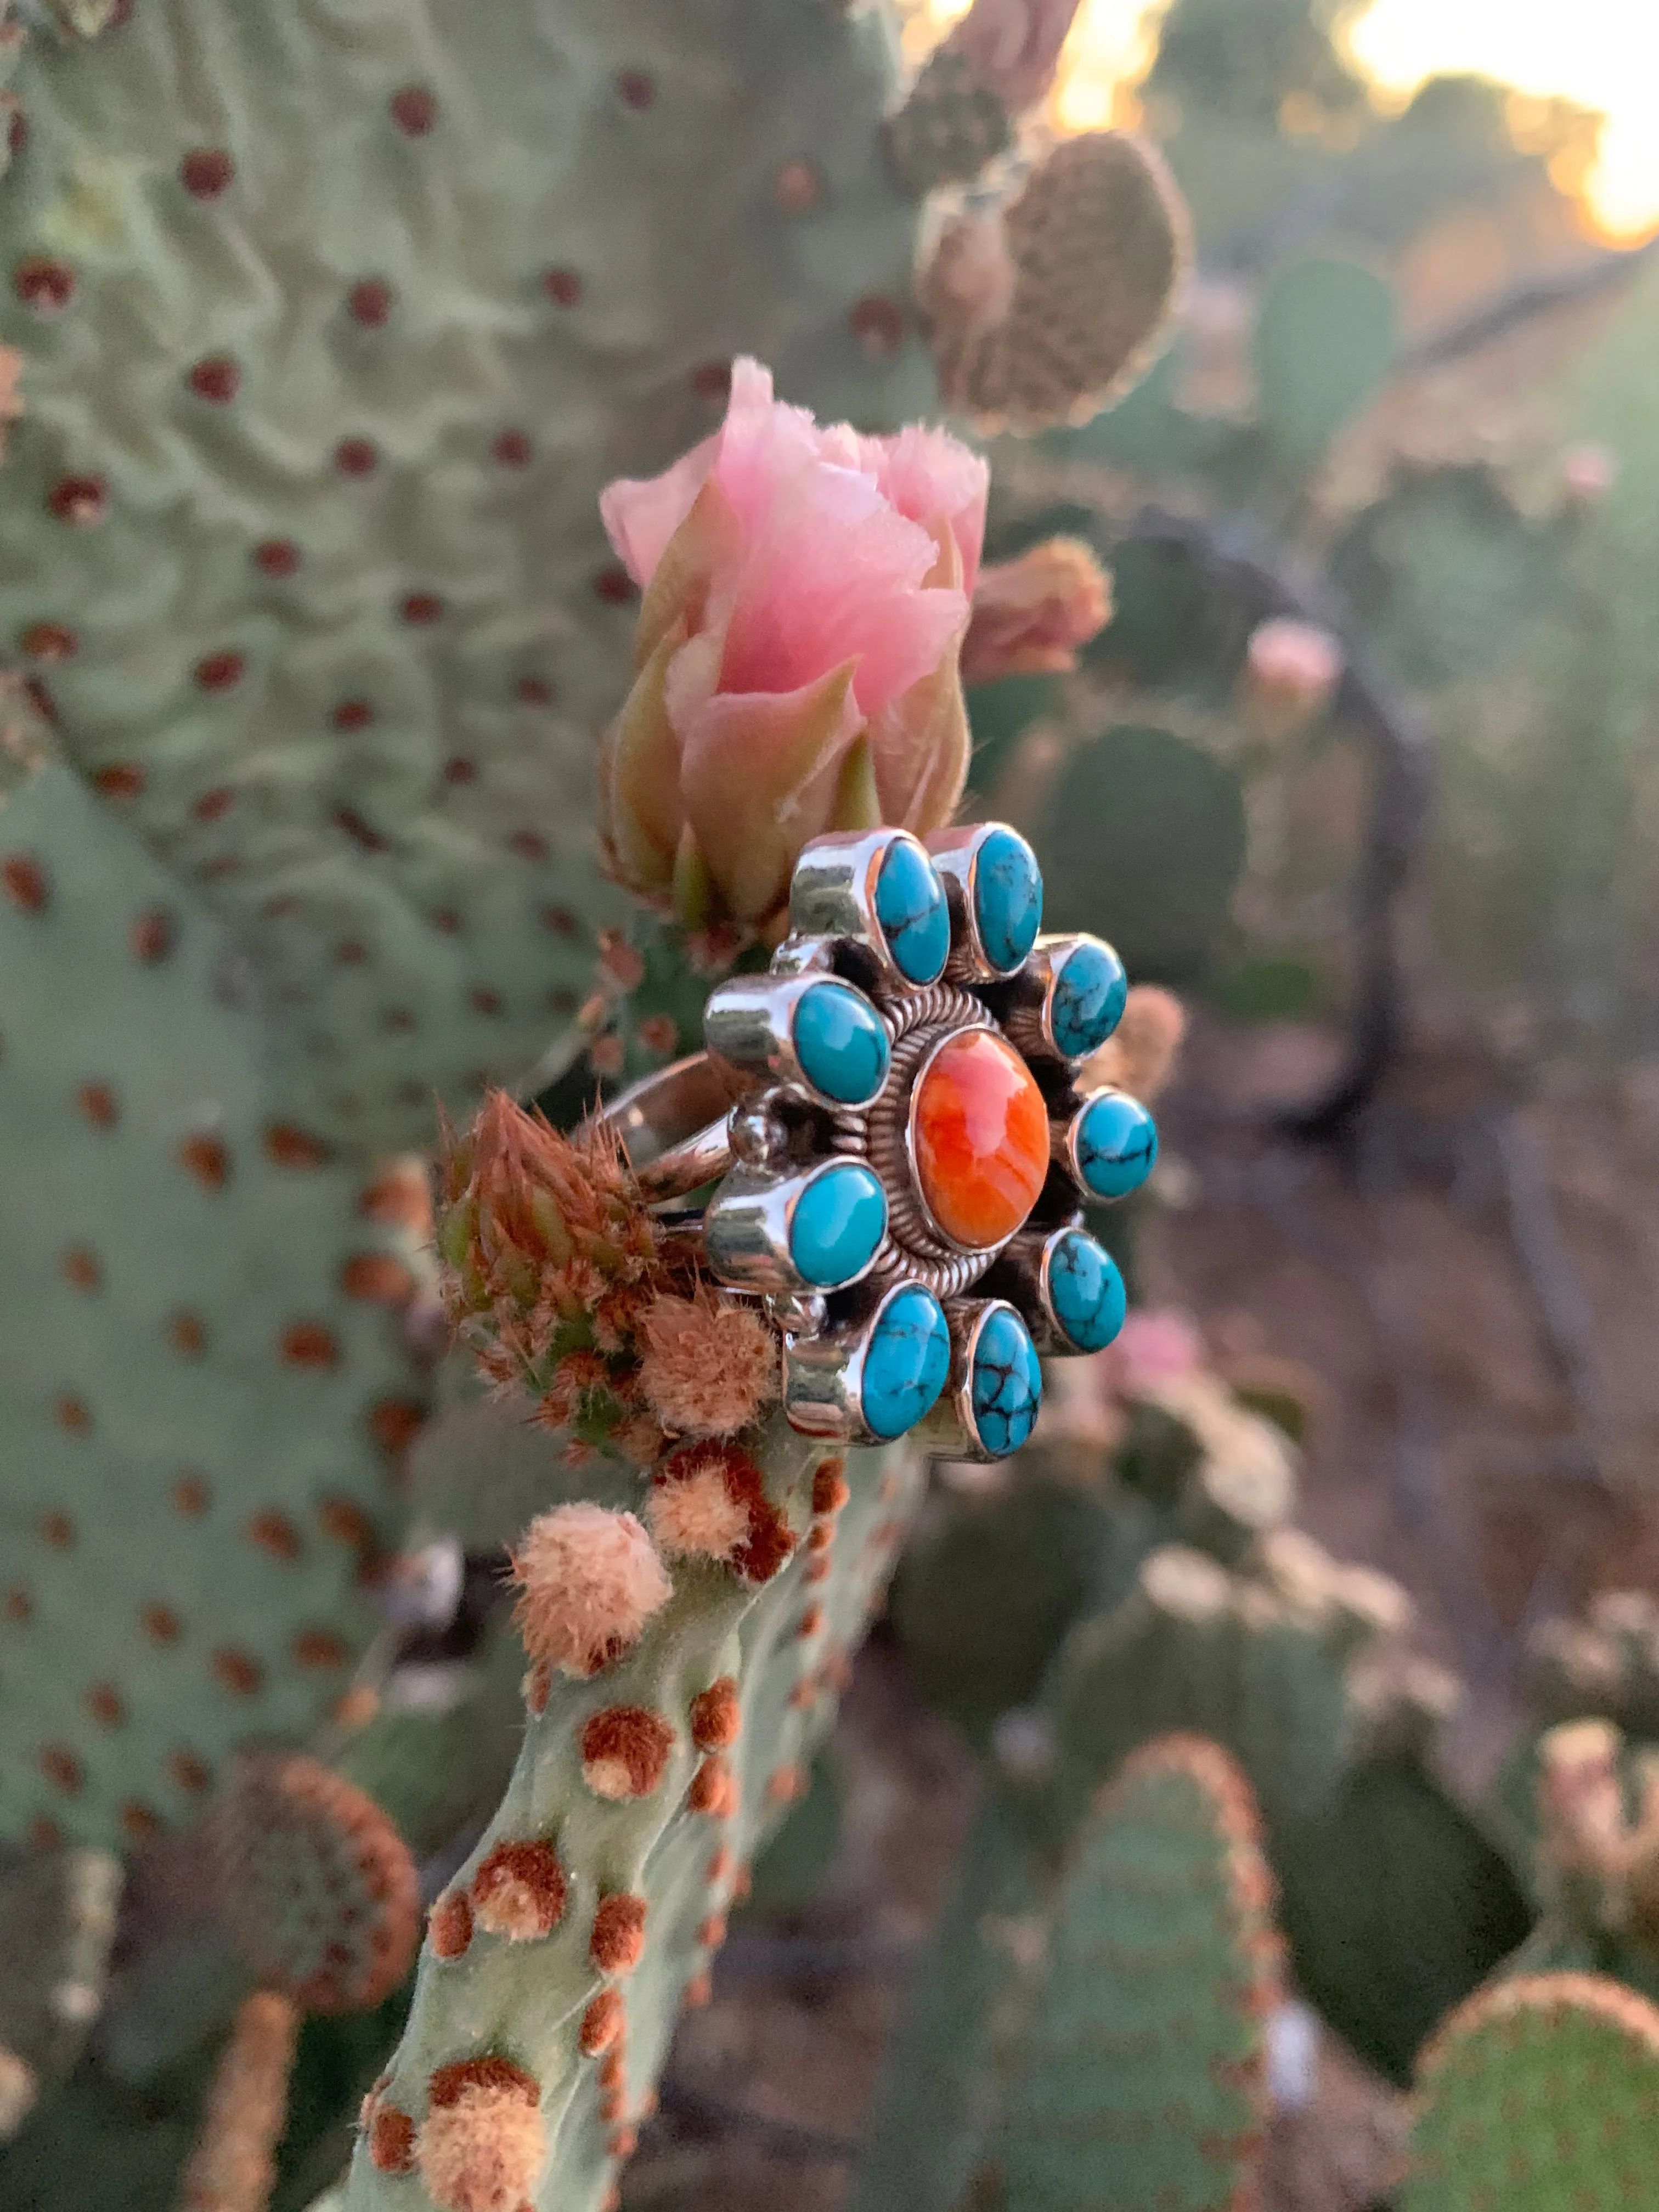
[912,1029,1048,1248]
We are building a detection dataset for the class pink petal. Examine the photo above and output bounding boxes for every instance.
[601,437,719,588]
[856,424,989,597]
[720,460,968,718]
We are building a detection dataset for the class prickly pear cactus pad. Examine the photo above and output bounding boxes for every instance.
[986,1734,1280,2212]
[343,1414,926,2212]
[0,0,945,1147]
[1402,1973,1659,2212]
[0,763,431,1852]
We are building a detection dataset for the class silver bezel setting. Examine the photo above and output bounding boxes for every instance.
[692,823,1156,1453]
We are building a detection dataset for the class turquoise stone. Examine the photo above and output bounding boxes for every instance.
[789,1163,886,1289]
[1051,939,1127,1058]
[861,1285,951,1441]
[1047,1228,1126,1352]
[1074,1092,1158,1200]
[970,1306,1042,1455]
[792,981,889,1104]
[973,827,1042,972]
[874,836,950,984]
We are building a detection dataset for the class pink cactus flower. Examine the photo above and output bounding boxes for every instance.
[961,536,1111,685]
[597,358,988,933]
[1107,1308,1203,1395]
[1240,616,1343,741]
[1562,443,1617,504]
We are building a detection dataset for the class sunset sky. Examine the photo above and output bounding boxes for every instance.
[925,0,1659,241]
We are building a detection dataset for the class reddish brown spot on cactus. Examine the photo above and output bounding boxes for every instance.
[688,1756,732,1816]
[335,805,389,853]
[318,1496,375,1549]
[348,279,393,328]
[471,1839,568,1942]
[427,2056,541,2111]
[179,1133,230,1189]
[264,1122,332,1169]
[592,564,636,606]
[685,1972,713,2010]
[429,1891,472,1960]
[335,436,379,478]
[246,1510,302,1563]
[294,1628,351,1670]
[470,987,503,1017]
[195,649,245,692]
[381,1008,414,1034]
[142,1603,182,1644]
[580,1989,625,2056]
[38,1745,82,1795]
[91,765,145,800]
[439,756,477,789]
[48,475,106,524]
[332,697,375,732]
[194,787,235,825]
[541,264,582,309]
[28,1817,64,1852]
[3,854,48,911]
[172,1472,211,1516]
[505,832,546,864]
[580,1706,675,1801]
[390,83,437,135]
[188,355,239,403]
[689,1678,740,1752]
[253,537,301,577]
[767,1763,805,1806]
[77,1081,119,1128]
[170,1750,211,1793]
[15,258,74,313]
[650,1441,795,1582]
[402,590,443,624]
[21,621,76,661]
[697,1912,727,1951]
[812,1459,850,1516]
[597,2053,624,2094]
[61,1245,101,1293]
[130,909,174,961]
[120,1802,160,1844]
[280,1321,339,1370]
[180,148,234,198]
[616,69,655,110]
[4,1588,32,1624]
[369,2105,417,2173]
[166,1312,207,1357]
[334,940,367,967]
[370,1399,426,1458]
[850,295,906,358]
[798,1604,825,1639]
[84,1681,125,1728]
[212,1646,263,1696]
[807,1521,834,1555]
[340,1254,416,1305]
[432,907,461,934]
[590,1893,647,1975]
[772,157,823,215]
[55,1395,91,1436]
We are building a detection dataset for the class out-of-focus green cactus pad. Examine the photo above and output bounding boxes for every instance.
[0,764,430,1850]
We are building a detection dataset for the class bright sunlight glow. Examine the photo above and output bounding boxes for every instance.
[920,0,1659,241]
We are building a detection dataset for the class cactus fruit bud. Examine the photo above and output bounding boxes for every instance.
[596,359,985,934]
[961,538,1112,685]
[1239,617,1344,741]
[885,0,1083,195]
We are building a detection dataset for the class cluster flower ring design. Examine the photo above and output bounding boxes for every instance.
[614,821,1158,1461]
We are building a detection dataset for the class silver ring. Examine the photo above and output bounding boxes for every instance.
[594,823,1156,1460]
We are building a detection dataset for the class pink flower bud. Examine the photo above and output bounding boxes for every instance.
[597,359,988,933]
[1240,617,1342,741]
[1563,442,1617,504]
[961,536,1111,685]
